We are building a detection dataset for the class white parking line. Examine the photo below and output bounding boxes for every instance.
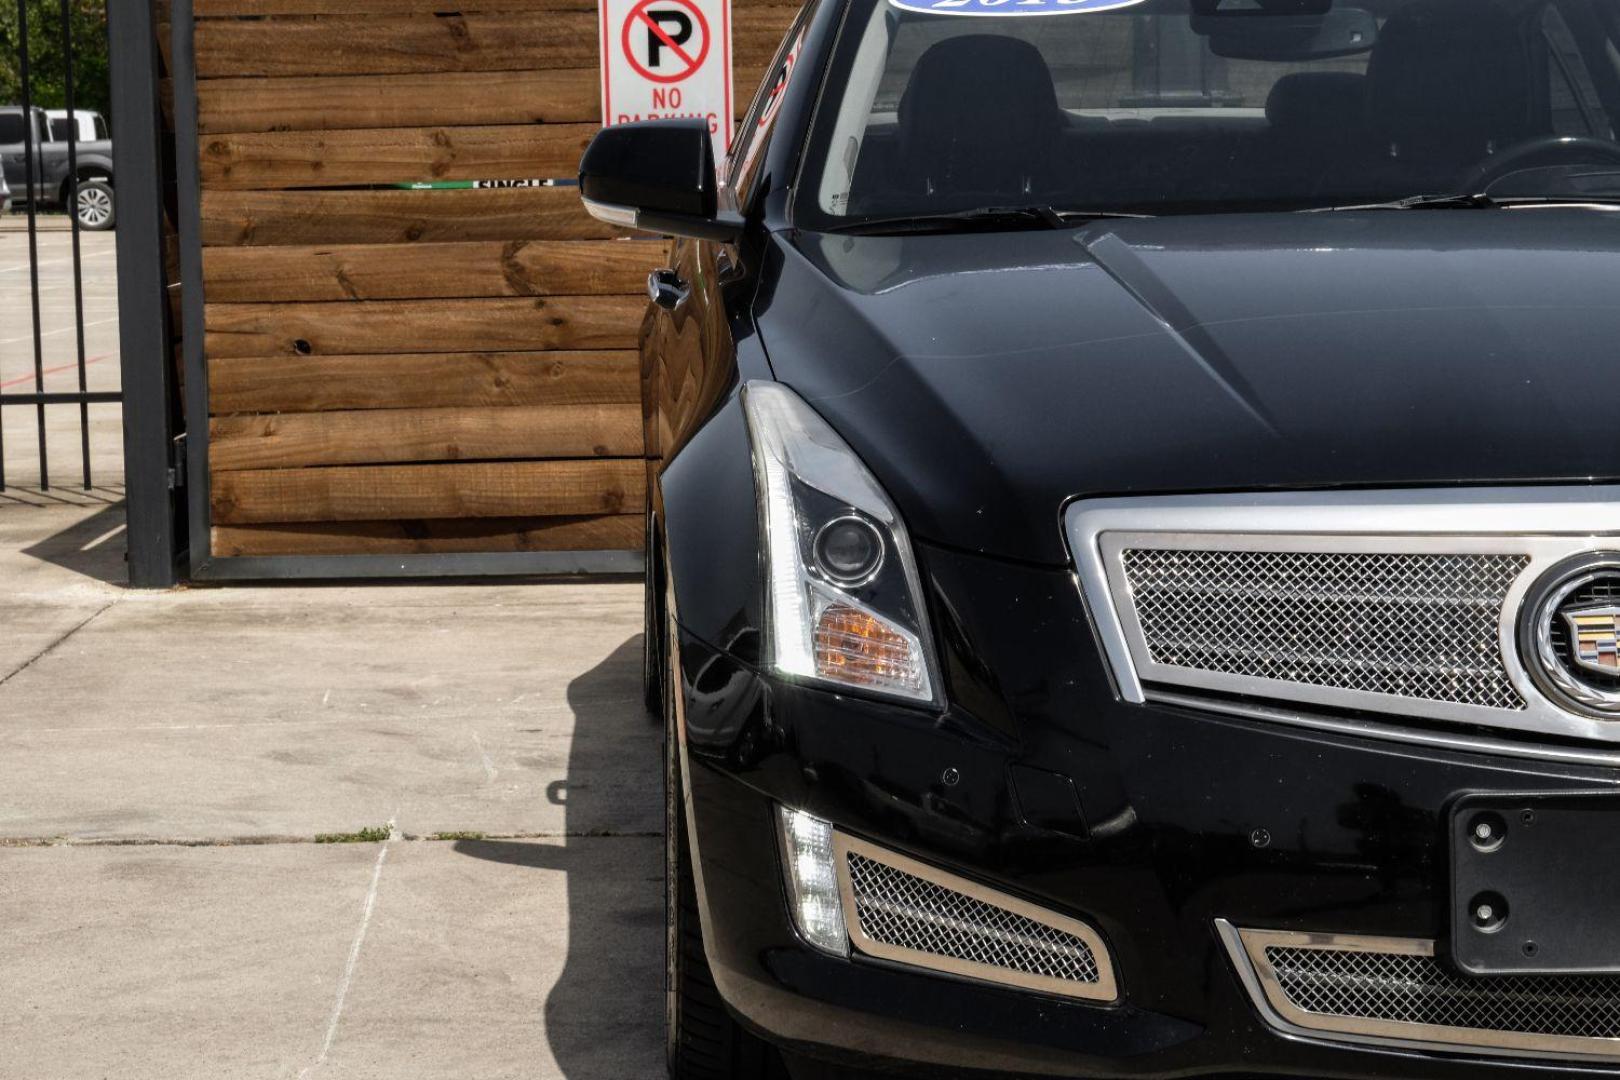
[0,248,117,274]
[472,730,498,783]
[0,315,118,346]
[297,824,394,1080]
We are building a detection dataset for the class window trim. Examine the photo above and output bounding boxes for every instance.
[726,2,816,212]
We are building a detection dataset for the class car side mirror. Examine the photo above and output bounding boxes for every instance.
[579,119,743,243]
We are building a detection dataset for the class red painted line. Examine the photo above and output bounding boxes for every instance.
[0,352,114,391]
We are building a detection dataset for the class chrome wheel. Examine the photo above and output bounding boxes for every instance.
[75,182,114,230]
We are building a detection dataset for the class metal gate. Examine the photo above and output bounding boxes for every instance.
[0,0,119,492]
[2,0,188,586]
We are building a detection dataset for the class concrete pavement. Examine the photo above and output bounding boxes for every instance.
[0,502,665,1079]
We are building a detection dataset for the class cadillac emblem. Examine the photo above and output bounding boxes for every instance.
[1522,556,1620,718]
[1567,606,1620,675]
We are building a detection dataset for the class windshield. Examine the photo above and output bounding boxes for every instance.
[798,0,1620,228]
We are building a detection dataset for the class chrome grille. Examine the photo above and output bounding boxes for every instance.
[845,851,1101,985]
[1225,925,1620,1061]
[1121,549,1530,710]
[1267,944,1620,1040]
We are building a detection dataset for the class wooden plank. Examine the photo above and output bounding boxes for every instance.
[205,295,647,357]
[198,69,600,133]
[211,514,644,556]
[203,239,665,301]
[208,350,640,413]
[201,186,619,246]
[194,10,797,78]
[210,403,643,470]
[195,13,598,78]
[211,460,646,523]
[199,124,598,190]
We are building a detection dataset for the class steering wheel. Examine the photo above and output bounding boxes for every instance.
[1457,135,1620,193]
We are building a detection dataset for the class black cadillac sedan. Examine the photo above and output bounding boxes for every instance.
[579,0,1620,1075]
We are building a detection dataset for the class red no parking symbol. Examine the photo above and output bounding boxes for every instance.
[622,0,712,84]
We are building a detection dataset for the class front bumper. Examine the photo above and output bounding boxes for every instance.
[672,541,1620,1079]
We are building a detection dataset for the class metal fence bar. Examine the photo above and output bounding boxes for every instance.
[14,0,48,491]
[59,0,92,489]
[110,0,184,588]
[5,392,123,406]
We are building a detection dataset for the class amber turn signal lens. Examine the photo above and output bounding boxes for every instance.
[813,602,924,693]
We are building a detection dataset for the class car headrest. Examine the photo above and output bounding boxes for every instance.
[1364,0,1529,155]
[1265,72,1367,138]
[897,35,1066,192]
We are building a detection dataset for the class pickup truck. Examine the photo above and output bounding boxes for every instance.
[0,105,116,230]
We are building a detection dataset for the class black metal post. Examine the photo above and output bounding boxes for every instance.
[170,0,211,578]
[59,0,92,488]
[110,0,183,588]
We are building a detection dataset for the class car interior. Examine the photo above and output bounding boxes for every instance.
[832,0,1620,216]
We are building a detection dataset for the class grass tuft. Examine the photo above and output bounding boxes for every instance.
[315,826,391,844]
[428,831,486,841]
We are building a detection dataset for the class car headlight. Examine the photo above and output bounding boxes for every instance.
[741,381,941,706]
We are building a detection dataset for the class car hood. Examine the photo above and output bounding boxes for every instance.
[755,210,1620,565]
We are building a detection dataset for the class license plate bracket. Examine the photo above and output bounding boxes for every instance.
[1451,792,1620,975]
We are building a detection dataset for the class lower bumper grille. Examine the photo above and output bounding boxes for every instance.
[833,833,1116,1002]
[1224,924,1620,1060]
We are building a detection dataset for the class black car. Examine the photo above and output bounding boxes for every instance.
[580,0,1620,1075]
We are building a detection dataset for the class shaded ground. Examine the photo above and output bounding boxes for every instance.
[0,502,664,1079]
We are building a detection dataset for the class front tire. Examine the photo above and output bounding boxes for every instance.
[664,625,773,1079]
[644,512,665,718]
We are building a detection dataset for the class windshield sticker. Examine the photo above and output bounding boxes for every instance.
[888,0,1149,15]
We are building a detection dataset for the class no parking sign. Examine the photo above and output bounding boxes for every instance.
[600,0,734,153]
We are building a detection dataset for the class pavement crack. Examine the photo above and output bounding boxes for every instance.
[0,597,119,689]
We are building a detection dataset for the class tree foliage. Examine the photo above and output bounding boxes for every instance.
[0,0,111,123]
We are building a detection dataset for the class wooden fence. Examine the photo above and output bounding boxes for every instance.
[167,0,796,564]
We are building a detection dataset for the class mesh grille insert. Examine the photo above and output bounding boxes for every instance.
[845,850,1100,985]
[1122,549,1530,709]
[1267,944,1620,1040]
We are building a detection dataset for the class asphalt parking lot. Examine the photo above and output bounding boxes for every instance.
[0,503,665,1079]
[0,214,125,500]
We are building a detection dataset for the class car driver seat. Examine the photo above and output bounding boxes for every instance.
[895,34,1069,203]
[1359,0,1533,191]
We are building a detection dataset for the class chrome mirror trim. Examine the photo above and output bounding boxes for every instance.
[580,197,639,229]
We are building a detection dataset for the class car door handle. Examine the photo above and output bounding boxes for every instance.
[648,268,689,311]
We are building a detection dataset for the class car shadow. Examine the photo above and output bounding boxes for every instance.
[452,635,665,1079]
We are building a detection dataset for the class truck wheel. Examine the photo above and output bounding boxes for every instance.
[664,636,774,1080]
[74,179,115,231]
